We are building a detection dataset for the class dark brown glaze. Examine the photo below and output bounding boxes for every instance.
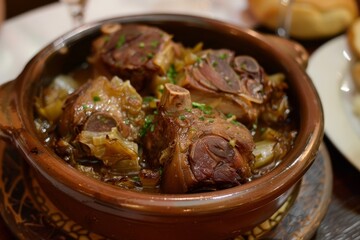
[56,76,144,171]
[58,76,144,140]
[144,84,254,193]
[90,24,175,91]
[180,50,267,125]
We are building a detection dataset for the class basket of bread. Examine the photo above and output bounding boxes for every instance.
[248,0,359,39]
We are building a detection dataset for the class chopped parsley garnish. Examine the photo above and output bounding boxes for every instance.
[116,35,126,48]
[226,113,235,118]
[93,96,101,102]
[158,84,164,94]
[207,118,214,123]
[139,42,145,48]
[147,53,154,59]
[192,102,212,115]
[103,36,110,43]
[139,114,155,137]
[167,64,177,84]
[132,175,140,182]
[231,120,241,126]
[140,56,147,62]
[219,53,228,60]
[143,96,157,103]
[196,57,203,64]
[179,115,186,121]
[150,40,159,48]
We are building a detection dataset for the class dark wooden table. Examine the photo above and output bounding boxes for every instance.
[313,137,360,240]
[1,1,360,239]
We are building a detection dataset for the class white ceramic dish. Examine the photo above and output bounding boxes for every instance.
[307,35,360,171]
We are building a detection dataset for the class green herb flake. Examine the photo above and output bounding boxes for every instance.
[140,114,155,137]
[93,96,101,102]
[150,40,159,48]
[132,175,140,182]
[158,84,164,94]
[139,42,145,48]
[116,35,126,49]
[145,115,154,124]
[192,102,212,115]
[226,113,234,118]
[143,96,157,103]
[147,53,154,59]
[231,120,241,126]
[219,53,228,60]
[167,64,177,84]
[140,56,147,62]
[207,118,214,123]
[150,124,155,132]
[97,115,108,124]
[196,57,203,64]
[199,116,205,121]
[179,115,186,121]
[103,36,110,43]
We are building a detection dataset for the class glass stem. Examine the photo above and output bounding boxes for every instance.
[277,0,294,38]
[62,0,87,27]
[68,3,85,26]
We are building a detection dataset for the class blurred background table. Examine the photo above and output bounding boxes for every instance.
[0,0,359,239]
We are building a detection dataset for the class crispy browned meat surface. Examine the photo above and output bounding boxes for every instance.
[56,76,144,172]
[90,24,176,92]
[179,50,270,125]
[143,84,255,193]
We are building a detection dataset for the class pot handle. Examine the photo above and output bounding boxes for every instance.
[265,35,309,69]
[0,81,21,141]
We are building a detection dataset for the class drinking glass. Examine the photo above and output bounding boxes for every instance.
[60,0,88,27]
[277,0,294,38]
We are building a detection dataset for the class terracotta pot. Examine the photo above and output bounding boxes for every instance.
[0,14,323,240]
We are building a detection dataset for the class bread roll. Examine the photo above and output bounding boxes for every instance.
[248,0,358,39]
[351,61,360,91]
[348,17,360,59]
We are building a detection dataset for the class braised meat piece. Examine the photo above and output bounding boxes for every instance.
[33,23,298,194]
[143,84,255,193]
[56,76,144,173]
[90,24,176,92]
[179,50,266,125]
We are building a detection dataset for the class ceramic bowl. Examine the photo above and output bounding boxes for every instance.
[0,14,323,240]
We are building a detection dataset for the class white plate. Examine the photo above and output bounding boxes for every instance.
[307,35,360,171]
